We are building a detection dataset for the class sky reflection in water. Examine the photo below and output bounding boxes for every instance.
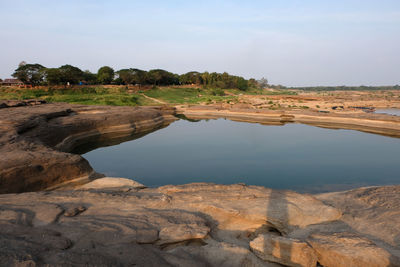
[83,119,400,193]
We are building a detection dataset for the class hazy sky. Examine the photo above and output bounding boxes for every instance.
[1,0,399,86]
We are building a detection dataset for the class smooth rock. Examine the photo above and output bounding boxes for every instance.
[250,234,317,267]
[308,232,398,267]
[78,177,145,190]
[158,223,210,245]
[0,182,398,265]
[0,103,176,193]
[317,186,400,247]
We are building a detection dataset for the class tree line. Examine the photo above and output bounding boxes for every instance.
[11,62,269,91]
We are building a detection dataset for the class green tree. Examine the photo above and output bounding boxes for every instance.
[131,68,147,85]
[117,69,135,85]
[117,68,148,86]
[180,71,201,85]
[97,66,114,84]
[12,63,45,86]
[236,77,249,91]
[58,65,84,84]
[200,72,210,87]
[44,68,62,85]
[83,70,98,85]
[248,78,258,89]
[147,69,178,85]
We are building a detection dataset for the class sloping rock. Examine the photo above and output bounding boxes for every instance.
[157,183,342,234]
[0,182,346,266]
[0,103,176,193]
[250,234,317,267]
[166,239,281,267]
[317,186,400,248]
[308,232,397,267]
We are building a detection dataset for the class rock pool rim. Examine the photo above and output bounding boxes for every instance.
[1,102,400,194]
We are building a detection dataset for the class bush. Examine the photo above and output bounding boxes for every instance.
[211,88,225,96]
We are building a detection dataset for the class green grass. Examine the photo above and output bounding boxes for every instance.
[0,86,294,106]
[143,87,238,104]
[0,87,155,106]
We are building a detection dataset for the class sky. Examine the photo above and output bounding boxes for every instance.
[0,0,399,86]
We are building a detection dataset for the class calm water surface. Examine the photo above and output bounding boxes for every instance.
[82,119,400,193]
[375,109,400,116]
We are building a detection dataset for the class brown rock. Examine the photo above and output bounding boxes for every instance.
[158,223,210,245]
[64,206,86,217]
[157,183,342,234]
[250,234,317,267]
[0,103,176,193]
[31,203,64,226]
[308,232,396,267]
[317,185,400,248]
[0,182,348,266]
[77,177,146,190]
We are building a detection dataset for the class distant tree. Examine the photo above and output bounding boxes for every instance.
[147,69,178,86]
[83,70,98,85]
[220,72,231,88]
[201,72,210,87]
[258,77,268,89]
[146,69,163,85]
[58,65,84,84]
[248,78,258,89]
[117,69,135,85]
[43,68,62,85]
[97,66,114,84]
[131,68,147,85]
[12,63,45,86]
[236,77,249,91]
[180,71,201,85]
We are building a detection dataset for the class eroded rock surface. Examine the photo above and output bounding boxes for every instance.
[250,235,317,267]
[0,181,398,266]
[308,233,396,267]
[177,105,400,138]
[0,103,176,193]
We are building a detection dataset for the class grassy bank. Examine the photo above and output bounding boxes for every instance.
[143,87,237,104]
[0,86,154,106]
[0,86,298,106]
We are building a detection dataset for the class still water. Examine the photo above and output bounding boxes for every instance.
[375,109,400,116]
[82,119,400,193]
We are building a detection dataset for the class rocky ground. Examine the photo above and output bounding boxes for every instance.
[236,90,400,112]
[1,102,400,266]
[0,178,399,266]
[177,105,400,138]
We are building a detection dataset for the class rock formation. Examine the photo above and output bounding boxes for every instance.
[0,179,399,266]
[1,103,400,266]
[0,103,176,193]
[177,105,400,138]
